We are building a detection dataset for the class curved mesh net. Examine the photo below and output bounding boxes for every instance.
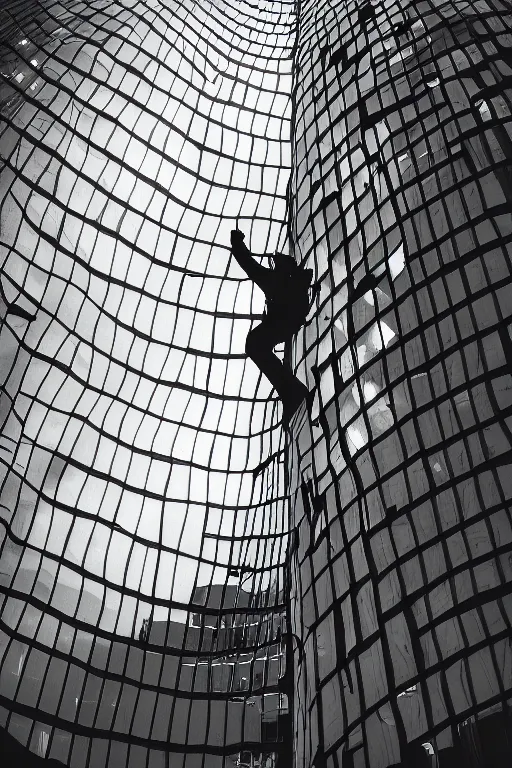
[287,0,512,766]
[0,1,295,765]
[4,0,512,766]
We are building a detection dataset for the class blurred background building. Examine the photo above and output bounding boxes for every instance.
[0,0,512,767]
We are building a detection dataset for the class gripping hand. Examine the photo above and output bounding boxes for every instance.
[230,229,246,249]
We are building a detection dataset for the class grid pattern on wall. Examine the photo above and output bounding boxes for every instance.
[286,0,512,766]
[0,1,296,766]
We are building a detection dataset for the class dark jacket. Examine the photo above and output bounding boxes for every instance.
[231,240,312,321]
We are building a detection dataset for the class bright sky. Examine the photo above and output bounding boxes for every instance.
[0,0,296,633]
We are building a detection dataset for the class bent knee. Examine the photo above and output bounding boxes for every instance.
[245,326,270,360]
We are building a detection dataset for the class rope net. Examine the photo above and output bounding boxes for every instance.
[286,0,512,766]
[0,1,296,766]
[3,0,512,766]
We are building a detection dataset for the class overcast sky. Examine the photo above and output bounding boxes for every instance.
[0,0,295,634]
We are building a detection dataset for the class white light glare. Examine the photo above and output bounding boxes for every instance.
[388,244,405,280]
[352,381,379,407]
[348,426,366,450]
[477,100,491,119]
[371,321,396,351]
[364,381,378,401]
[397,685,417,698]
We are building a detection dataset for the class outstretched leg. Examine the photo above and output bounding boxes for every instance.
[245,319,308,420]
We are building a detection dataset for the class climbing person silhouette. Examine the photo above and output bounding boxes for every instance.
[229,228,318,423]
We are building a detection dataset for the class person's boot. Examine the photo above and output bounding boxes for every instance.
[282,379,309,425]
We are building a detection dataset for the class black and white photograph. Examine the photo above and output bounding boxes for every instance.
[0,1,511,767]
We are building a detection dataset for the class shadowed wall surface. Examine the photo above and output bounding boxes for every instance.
[286,0,512,766]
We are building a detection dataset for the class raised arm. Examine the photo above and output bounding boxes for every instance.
[230,229,272,293]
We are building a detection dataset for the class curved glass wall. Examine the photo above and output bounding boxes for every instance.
[0,1,295,765]
[3,0,512,766]
[288,0,512,766]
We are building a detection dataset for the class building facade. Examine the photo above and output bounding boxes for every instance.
[286,0,512,766]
